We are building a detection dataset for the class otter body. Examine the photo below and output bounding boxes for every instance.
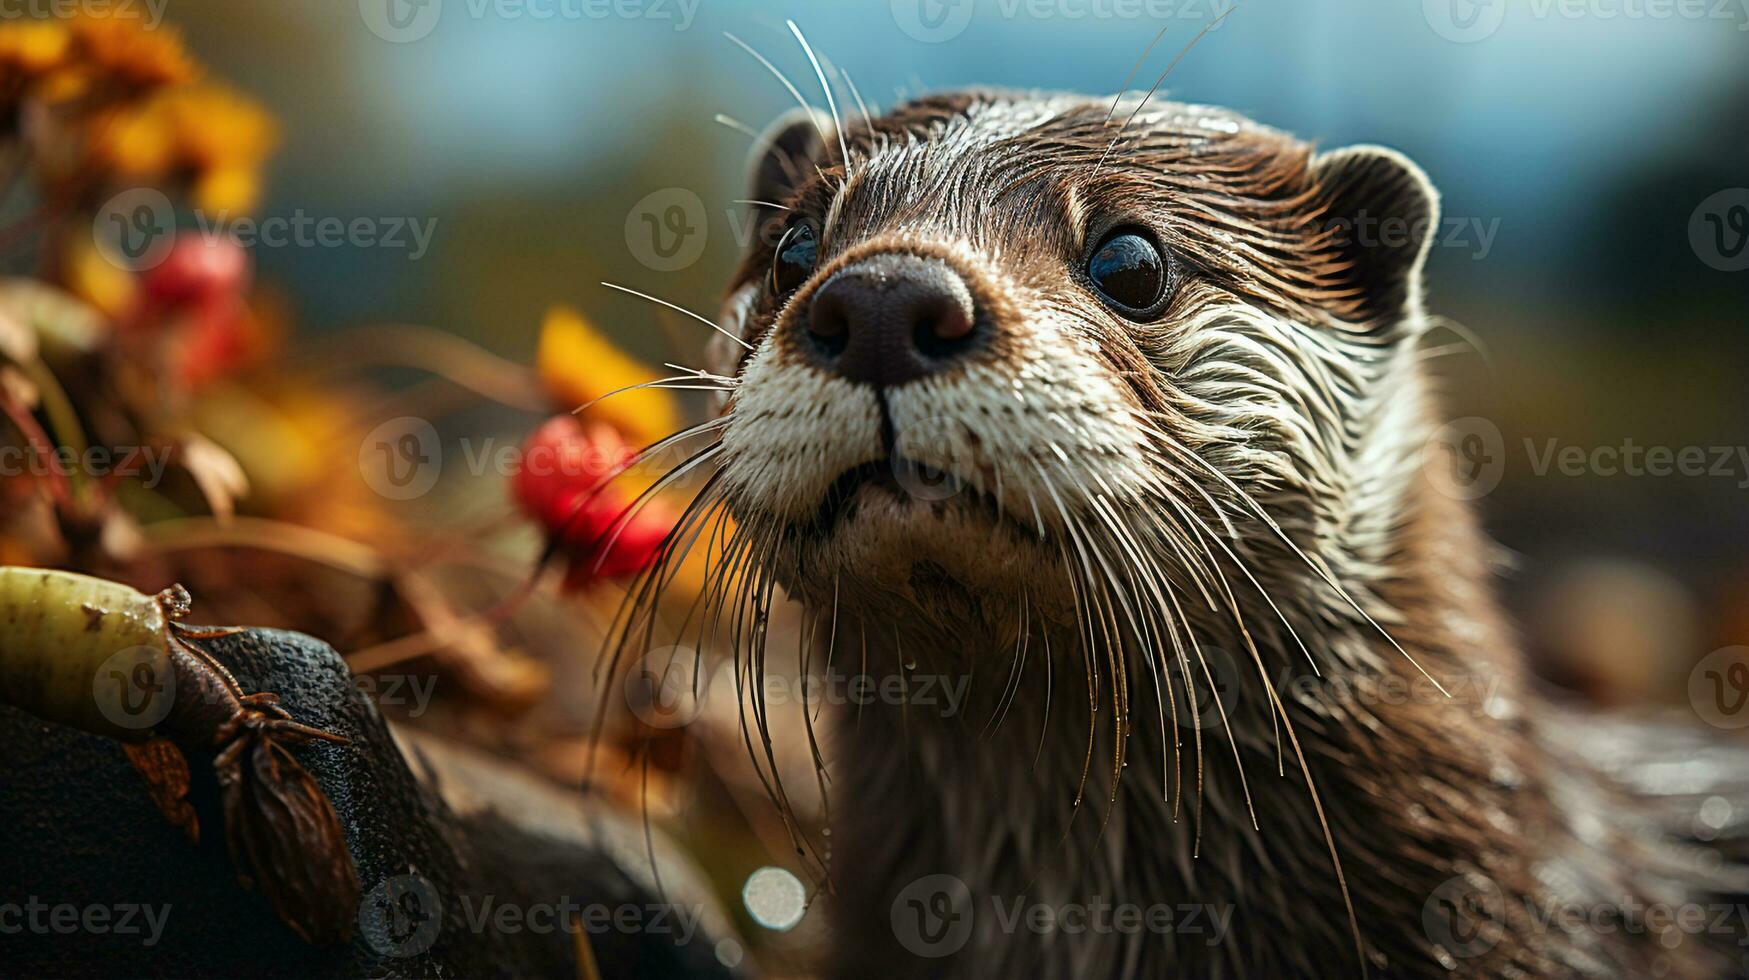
[670,90,1748,978]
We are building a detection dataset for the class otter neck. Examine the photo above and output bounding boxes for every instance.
[819,483,1545,979]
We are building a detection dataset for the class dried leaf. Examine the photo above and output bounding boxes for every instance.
[0,309,38,363]
[218,733,359,945]
[0,365,39,409]
[0,279,106,356]
[122,736,199,842]
[179,433,251,523]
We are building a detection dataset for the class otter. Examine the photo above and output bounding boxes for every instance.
[624,89,1748,978]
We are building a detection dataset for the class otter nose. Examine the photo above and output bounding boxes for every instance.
[804,254,979,387]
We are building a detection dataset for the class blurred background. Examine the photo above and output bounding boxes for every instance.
[165,0,1748,704]
[0,2,1744,972]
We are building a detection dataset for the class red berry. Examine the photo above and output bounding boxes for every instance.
[511,416,671,586]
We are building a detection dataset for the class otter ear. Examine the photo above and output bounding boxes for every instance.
[1310,145,1439,324]
[743,107,834,236]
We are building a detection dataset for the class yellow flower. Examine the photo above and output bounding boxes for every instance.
[0,22,73,78]
[59,232,137,321]
[91,101,174,175]
[194,165,260,214]
[162,83,275,171]
[67,16,197,91]
[536,304,682,449]
[90,83,276,211]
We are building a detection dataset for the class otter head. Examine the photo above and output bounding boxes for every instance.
[708,91,1440,643]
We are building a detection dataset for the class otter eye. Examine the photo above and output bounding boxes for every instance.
[771,221,818,295]
[1086,228,1168,318]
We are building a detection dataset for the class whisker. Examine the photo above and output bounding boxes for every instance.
[1104,24,1171,123]
[840,66,874,128]
[572,376,735,416]
[599,281,753,351]
[714,113,761,141]
[786,21,854,180]
[1092,7,1235,175]
[724,32,834,168]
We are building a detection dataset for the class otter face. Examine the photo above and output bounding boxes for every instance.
[709,91,1438,622]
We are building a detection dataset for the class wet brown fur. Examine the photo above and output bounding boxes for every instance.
[664,90,1749,978]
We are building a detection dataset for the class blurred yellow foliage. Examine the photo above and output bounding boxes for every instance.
[64,15,197,91]
[536,304,681,448]
[0,21,72,78]
[95,83,277,212]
